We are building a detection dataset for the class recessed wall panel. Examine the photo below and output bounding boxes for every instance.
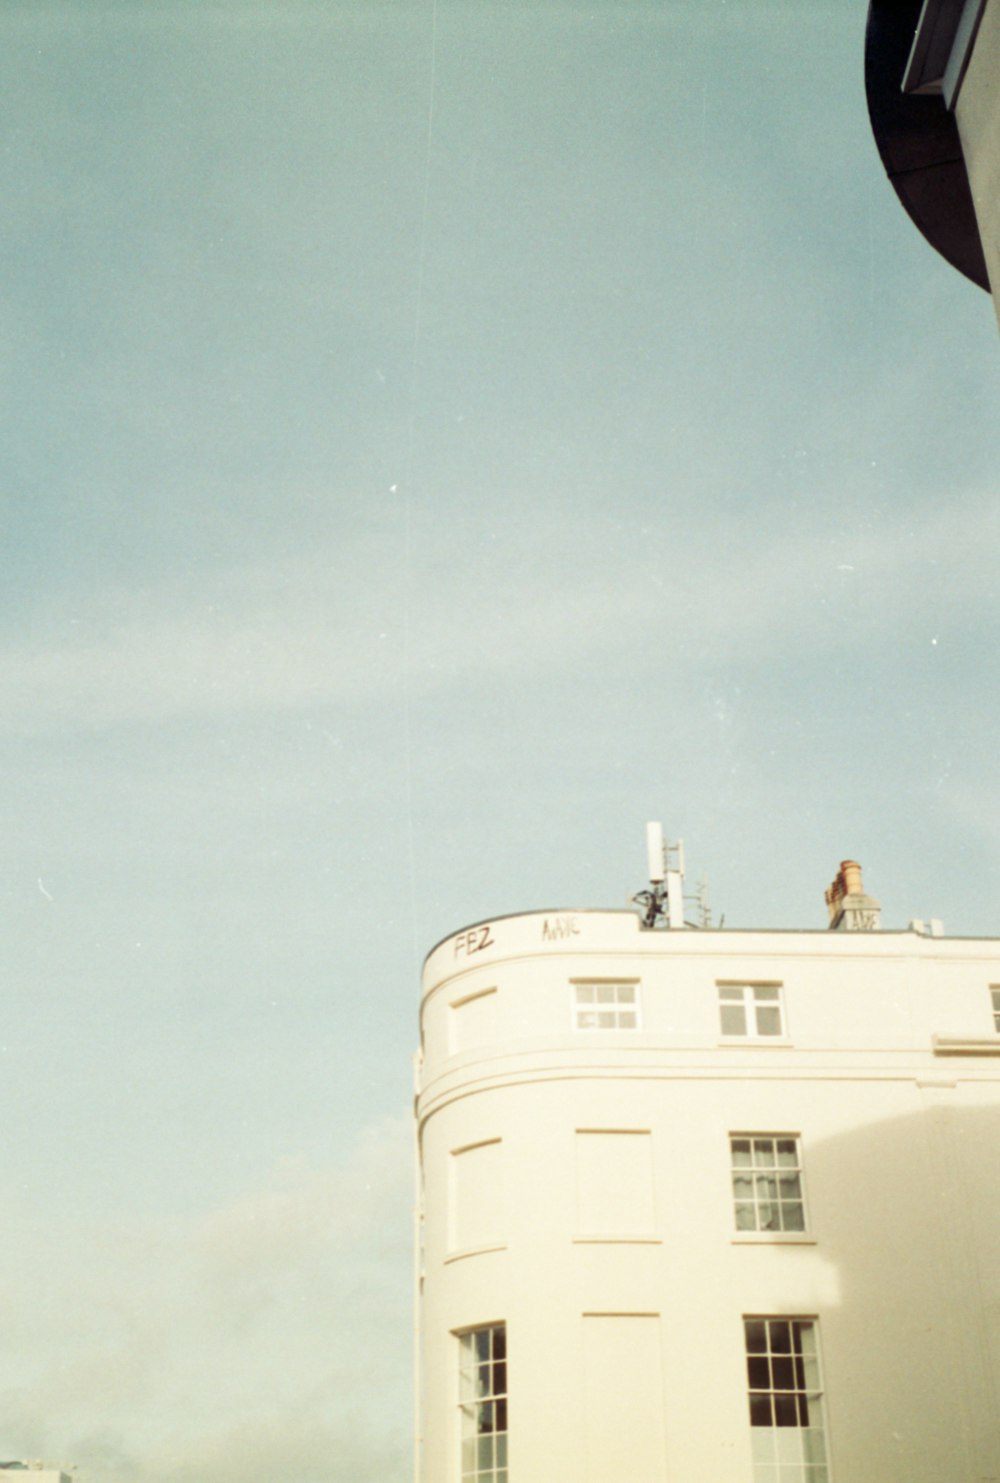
[576,1130,654,1235]
[449,1138,503,1253]
[449,988,497,1055]
[582,1314,666,1481]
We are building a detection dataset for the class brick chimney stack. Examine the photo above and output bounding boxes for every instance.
[825,860,881,931]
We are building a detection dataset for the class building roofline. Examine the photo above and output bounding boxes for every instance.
[865,0,989,290]
[423,907,998,967]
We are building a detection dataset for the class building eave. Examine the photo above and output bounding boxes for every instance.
[865,0,989,290]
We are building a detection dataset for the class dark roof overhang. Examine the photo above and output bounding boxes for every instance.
[865,0,989,290]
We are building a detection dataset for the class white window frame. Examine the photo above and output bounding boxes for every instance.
[458,1323,508,1483]
[718,982,785,1040]
[743,1316,830,1481]
[572,979,640,1031]
[730,1134,807,1235]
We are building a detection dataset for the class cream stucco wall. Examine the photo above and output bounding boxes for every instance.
[955,0,1000,332]
[415,910,1000,1482]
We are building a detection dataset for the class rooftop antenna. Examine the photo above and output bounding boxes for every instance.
[633,822,686,928]
[687,873,713,929]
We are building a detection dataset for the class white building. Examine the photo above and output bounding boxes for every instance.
[414,855,1000,1482]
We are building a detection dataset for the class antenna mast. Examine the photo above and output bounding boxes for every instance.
[633,822,686,928]
[689,873,713,929]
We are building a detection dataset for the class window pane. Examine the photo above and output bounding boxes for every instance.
[576,985,595,1003]
[493,1326,506,1360]
[732,1139,752,1166]
[754,986,779,1002]
[749,1394,773,1426]
[782,1203,805,1232]
[748,1357,770,1389]
[775,1428,804,1464]
[745,1320,767,1352]
[721,1004,747,1035]
[618,1010,637,1028]
[776,1140,798,1165]
[495,1397,507,1431]
[774,1394,799,1426]
[756,1174,779,1204]
[735,1202,757,1230]
[754,1140,777,1166]
[770,1322,792,1353]
[719,985,744,1001]
[756,1006,782,1035]
[751,1429,776,1464]
[772,1357,795,1390]
[597,984,615,1003]
[476,1331,491,1362]
[617,985,636,1003]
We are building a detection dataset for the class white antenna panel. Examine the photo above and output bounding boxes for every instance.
[646,822,665,883]
[666,870,685,928]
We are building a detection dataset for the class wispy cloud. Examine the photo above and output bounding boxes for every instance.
[4,485,997,735]
[0,1115,413,1483]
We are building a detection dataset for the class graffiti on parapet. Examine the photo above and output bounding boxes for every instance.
[541,915,581,942]
[453,924,495,958]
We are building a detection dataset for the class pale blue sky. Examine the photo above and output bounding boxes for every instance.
[2,3,999,1479]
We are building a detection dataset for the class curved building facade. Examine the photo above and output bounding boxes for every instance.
[415,894,1000,1483]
